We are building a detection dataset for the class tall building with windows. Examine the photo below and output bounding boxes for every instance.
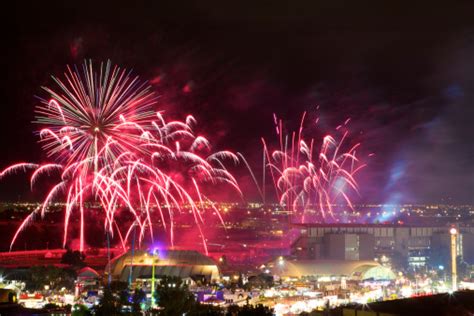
[322,233,374,260]
[291,224,474,269]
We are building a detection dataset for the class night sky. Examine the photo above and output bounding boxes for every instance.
[1,1,473,204]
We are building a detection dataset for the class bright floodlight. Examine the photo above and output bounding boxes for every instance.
[450,227,458,235]
[278,256,284,266]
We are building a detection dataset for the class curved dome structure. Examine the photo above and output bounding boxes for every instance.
[267,259,395,281]
[106,249,220,282]
[351,264,396,281]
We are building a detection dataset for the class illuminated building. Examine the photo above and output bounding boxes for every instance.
[265,258,395,281]
[323,233,374,260]
[292,224,474,268]
[105,249,220,283]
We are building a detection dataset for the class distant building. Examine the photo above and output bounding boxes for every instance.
[76,267,100,294]
[105,249,220,283]
[265,258,395,281]
[462,233,474,264]
[323,233,374,260]
[291,224,474,268]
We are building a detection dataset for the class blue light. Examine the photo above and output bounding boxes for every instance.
[149,240,166,257]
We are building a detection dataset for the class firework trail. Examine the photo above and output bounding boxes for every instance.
[0,60,240,253]
[263,111,365,223]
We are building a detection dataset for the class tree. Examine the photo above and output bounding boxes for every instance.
[131,288,146,314]
[226,304,273,316]
[110,280,128,292]
[43,303,60,310]
[72,304,92,316]
[93,288,121,316]
[189,304,224,316]
[28,266,75,291]
[154,276,195,316]
[61,248,86,267]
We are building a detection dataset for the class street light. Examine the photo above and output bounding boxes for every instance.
[278,256,284,266]
[450,227,457,292]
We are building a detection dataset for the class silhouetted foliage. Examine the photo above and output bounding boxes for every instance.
[93,288,121,316]
[43,303,60,310]
[189,304,225,316]
[226,304,273,316]
[132,288,146,313]
[92,276,276,316]
[154,276,195,315]
[71,304,92,316]
[28,266,75,291]
[61,248,86,267]
[110,280,128,292]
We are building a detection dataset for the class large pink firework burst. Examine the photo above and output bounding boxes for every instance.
[0,60,240,253]
[262,111,366,223]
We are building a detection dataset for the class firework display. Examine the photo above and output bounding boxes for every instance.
[262,112,365,222]
[0,60,240,253]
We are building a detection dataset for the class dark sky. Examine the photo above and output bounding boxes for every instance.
[1,1,473,204]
